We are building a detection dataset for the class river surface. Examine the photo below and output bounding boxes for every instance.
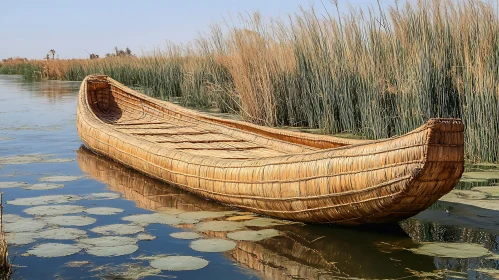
[0,75,498,279]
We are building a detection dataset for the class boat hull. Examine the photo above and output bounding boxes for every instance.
[76,75,464,224]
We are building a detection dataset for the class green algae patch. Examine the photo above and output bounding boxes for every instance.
[86,244,139,257]
[227,229,280,241]
[439,190,499,211]
[169,232,201,240]
[4,218,46,233]
[38,175,83,182]
[84,192,121,200]
[79,236,138,247]
[122,213,182,226]
[196,221,245,232]
[26,243,82,258]
[242,217,290,227]
[6,232,37,245]
[24,205,86,216]
[440,190,486,201]
[137,233,156,241]
[85,207,124,216]
[0,181,29,189]
[190,239,236,252]
[150,256,209,271]
[8,194,82,206]
[39,228,87,240]
[24,183,64,190]
[462,172,499,180]
[44,215,96,227]
[91,224,144,235]
[410,242,494,258]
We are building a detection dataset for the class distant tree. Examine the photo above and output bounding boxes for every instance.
[89,53,99,59]
[45,54,50,61]
[49,49,56,60]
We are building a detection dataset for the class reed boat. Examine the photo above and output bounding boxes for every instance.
[76,75,464,225]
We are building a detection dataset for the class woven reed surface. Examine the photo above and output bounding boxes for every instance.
[76,75,464,224]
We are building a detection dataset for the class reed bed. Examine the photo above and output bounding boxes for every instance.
[1,0,498,162]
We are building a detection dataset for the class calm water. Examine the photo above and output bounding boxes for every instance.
[0,75,498,279]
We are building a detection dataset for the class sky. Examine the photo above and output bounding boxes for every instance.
[1,0,397,59]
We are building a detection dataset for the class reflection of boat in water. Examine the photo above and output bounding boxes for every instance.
[77,147,439,279]
[77,75,464,224]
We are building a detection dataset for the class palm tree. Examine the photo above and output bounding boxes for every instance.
[49,49,55,60]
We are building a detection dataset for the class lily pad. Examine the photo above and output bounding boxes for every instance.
[410,242,493,258]
[242,218,290,227]
[4,218,47,232]
[227,229,279,241]
[6,232,37,245]
[177,211,230,220]
[137,233,156,241]
[169,232,201,240]
[2,214,23,223]
[24,205,86,216]
[91,224,144,235]
[84,192,120,200]
[26,243,82,257]
[122,213,182,226]
[39,228,87,240]
[24,183,64,190]
[44,215,97,227]
[189,239,236,252]
[0,181,29,189]
[86,244,138,257]
[85,207,124,216]
[38,175,83,182]
[196,221,245,232]
[472,186,499,197]
[150,256,209,271]
[8,194,81,206]
[79,236,138,247]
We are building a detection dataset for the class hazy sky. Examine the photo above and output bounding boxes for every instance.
[1,0,396,59]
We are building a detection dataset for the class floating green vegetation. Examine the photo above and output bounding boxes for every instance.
[25,243,82,258]
[189,239,236,252]
[91,263,162,279]
[24,205,86,216]
[150,256,209,271]
[227,229,279,241]
[242,217,290,227]
[86,244,139,257]
[79,236,138,247]
[462,172,499,180]
[85,207,124,216]
[472,186,499,197]
[439,190,499,211]
[0,181,29,189]
[136,234,156,241]
[44,215,97,227]
[38,175,83,182]
[6,232,37,245]
[0,154,60,165]
[65,260,91,267]
[195,221,245,232]
[8,194,82,206]
[177,211,233,220]
[91,224,144,235]
[24,183,64,190]
[169,232,201,240]
[41,158,74,163]
[2,214,23,223]
[84,192,121,200]
[3,218,47,233]
[38,228,87,240]
[122,213,182,226]
[441,190,486,200]
[410,242,496,258]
